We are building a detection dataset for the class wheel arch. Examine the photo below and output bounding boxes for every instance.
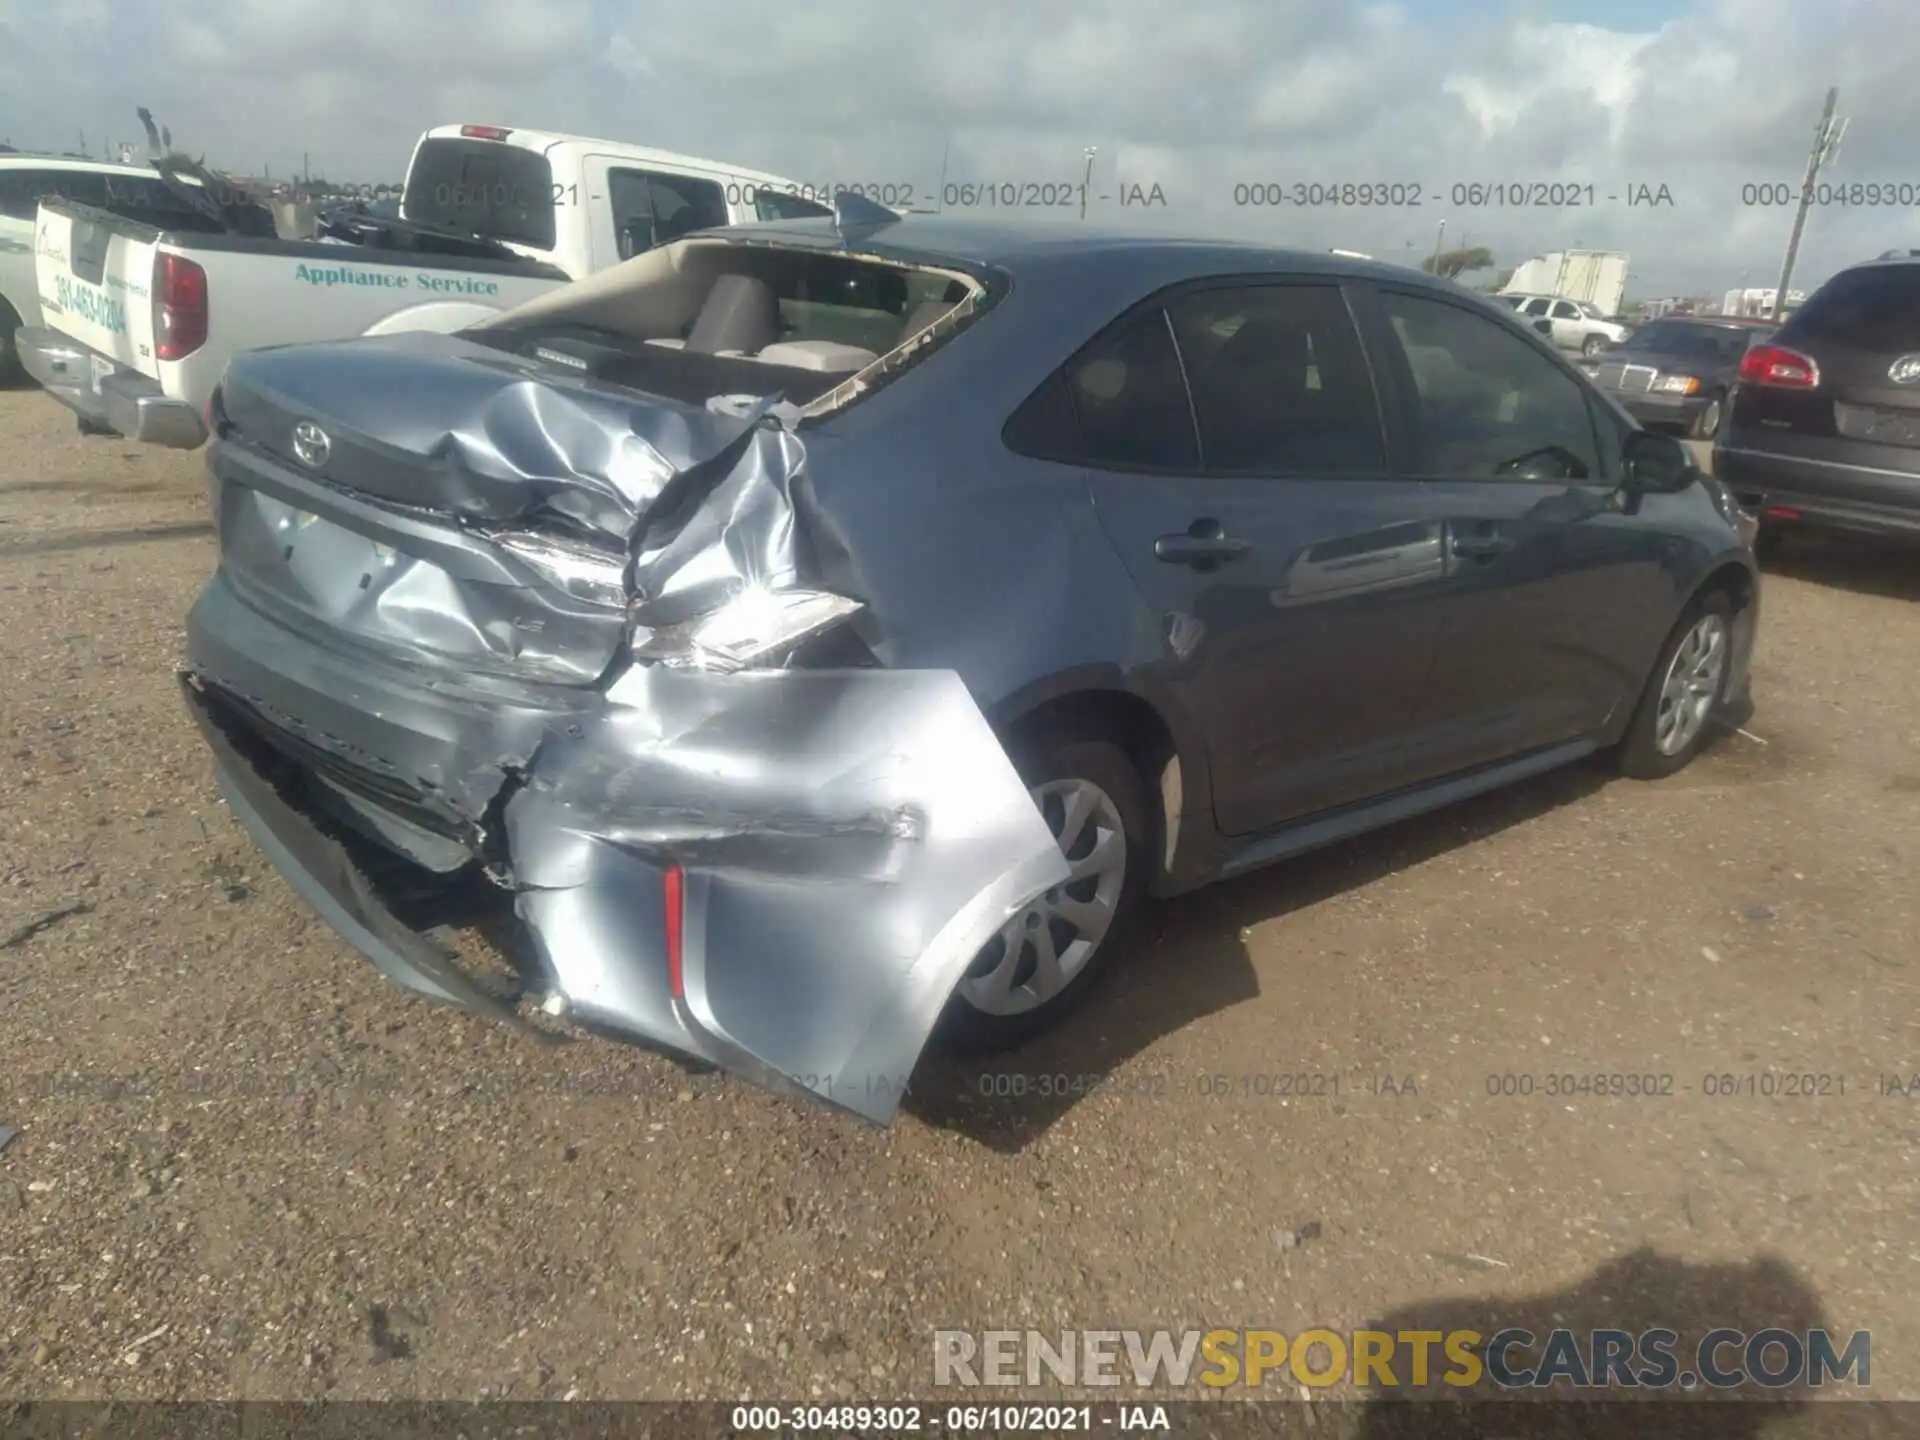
[983,668,1214,890]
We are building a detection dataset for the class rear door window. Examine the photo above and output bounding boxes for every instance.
[1164,284,1387,474]
[1011,307,1203,470]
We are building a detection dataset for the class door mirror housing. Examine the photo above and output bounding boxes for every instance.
[1621,429,1696,494]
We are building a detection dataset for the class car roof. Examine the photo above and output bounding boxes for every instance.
[417,124,806,188]
[0,155,158,176]
[694,213,1483,294]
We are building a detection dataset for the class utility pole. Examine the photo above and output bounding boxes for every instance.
[1776,86,1843,321]
[1081,147,1096,221]
[1429,218,1447,273]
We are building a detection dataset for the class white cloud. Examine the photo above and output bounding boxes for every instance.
[0,0,1913,295]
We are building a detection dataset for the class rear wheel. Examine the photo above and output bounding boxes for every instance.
[1689,390,1726,439]
[0,301,24,387]
[1615,591,1735,779]
[1582,334,1608,358]
[938,733,1151,1051]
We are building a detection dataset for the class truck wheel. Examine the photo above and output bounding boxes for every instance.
[1582,334,1608,358]
[0,302,24,386]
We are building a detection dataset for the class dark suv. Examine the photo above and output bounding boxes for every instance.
[1717,257,1920,541]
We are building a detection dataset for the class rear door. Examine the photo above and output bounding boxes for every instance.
[1354,283,1672,771]
[1024,278,1453,834]
[1734,264,1920,501]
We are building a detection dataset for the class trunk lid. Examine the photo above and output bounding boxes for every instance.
[34,202,161,381]
[213,329,799,687]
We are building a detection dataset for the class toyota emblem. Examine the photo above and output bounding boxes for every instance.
[291,420,331,468]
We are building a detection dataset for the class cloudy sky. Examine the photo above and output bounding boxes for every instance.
[2,0,1916,299]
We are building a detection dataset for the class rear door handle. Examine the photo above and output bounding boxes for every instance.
[1450,530,1516,558]
[1155,520,1251,568]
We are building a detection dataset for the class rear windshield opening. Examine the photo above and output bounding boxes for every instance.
[475,240,989,414]
[402,137,557,250]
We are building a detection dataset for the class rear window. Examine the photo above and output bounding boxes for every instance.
[403,138,556,249]
[1784,265,1920,352]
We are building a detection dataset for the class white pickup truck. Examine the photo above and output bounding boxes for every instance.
[19,123,832,447]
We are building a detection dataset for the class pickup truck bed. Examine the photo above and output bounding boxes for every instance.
[21,201,568,446]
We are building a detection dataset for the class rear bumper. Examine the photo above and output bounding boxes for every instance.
[1715,440,1920,539]
[15,326,207,448]
[183,571,1067,1124]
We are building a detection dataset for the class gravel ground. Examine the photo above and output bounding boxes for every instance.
[0,386,1915,1418]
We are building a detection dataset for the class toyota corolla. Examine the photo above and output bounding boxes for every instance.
[180,200,1760,1122]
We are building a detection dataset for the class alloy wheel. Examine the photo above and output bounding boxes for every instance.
[1655,612,1729,756]
[955,777,1128,1016]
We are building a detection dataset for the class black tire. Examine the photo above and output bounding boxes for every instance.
[935,731,1153,1053]
[1582,334,1608,358]
[1689,389,1726,440]
[0,301,24,387]
[1614,590,1737,780]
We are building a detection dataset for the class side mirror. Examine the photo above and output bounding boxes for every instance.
[1621,430,1695,494]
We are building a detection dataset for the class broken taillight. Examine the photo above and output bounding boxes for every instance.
[154,252,209,361]
[663,864,685,999]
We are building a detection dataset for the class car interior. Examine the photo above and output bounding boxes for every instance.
[474,239,980,407]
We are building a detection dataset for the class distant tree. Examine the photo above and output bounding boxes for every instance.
[1420,245,1495,281]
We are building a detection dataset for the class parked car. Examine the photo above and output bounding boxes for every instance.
[1590,316,1774,439]
[1718,255,1920,544]
[178,209,1760,1123]
[1506,293,1632,357]
[19,123,832,448]
[0,153,263,383]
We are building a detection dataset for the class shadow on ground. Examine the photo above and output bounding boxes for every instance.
[1762,532,1920,602]
[907,755,1616,1151]
[1353,1246,1850,1438]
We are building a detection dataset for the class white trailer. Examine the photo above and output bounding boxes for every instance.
[1501,249,1630,318]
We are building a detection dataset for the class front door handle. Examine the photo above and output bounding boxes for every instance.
[1155,519,1251,569]
[1451,530,1516,558]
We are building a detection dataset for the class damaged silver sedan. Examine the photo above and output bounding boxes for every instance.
[182,201,1758,1122]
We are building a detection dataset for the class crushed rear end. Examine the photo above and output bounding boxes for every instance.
[183,276,1064,1122]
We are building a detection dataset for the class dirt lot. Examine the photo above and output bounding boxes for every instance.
[1,386,1915,1418]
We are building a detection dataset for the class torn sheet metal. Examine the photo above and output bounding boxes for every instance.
[217,330,781,543]
[190,331,1068,1122]
[505,667,1069,1123]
